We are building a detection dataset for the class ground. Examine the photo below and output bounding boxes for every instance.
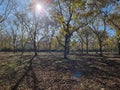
[0,52,120,90]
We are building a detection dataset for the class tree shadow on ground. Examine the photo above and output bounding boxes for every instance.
[4,52,119,90]
[11,55,42,90]
[33,53,120,90]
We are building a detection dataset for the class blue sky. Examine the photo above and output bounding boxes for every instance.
[0,0,118,38]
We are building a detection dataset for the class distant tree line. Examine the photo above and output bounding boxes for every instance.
[0,0,120,58]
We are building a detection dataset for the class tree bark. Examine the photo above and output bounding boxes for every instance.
[33,40,37,56]
[86,34,89,54]
[99,39,103,56]
[118,41,120,55]
[33,30,37,56]
[13,43,16,53]
[12,36,16,53]
[81,43,84,54]
[64,34,70,59]
[67,38,70,54]
[80,38,84,54]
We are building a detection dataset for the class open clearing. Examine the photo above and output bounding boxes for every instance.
[0,52,120,90]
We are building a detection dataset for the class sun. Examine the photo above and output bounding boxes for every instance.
[34,2,45,15]
[36,3,42,11]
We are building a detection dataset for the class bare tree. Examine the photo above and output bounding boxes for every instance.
[0,0,13,23]
[77,27,93,54]
[89,16,108,55]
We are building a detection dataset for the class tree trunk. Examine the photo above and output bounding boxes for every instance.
[64,34,69,59]
[33,31,37,56]
[33,40,37,56]
[21,45,24,57]
[67,38,70,54]
[99,39,103,56]
[80,39,84,54]
[13,44,16,53]
[118,41,120,55]
[86,35,89,54]
[81,43,84,54]
[13,37,16,53]
[49,37,52,54]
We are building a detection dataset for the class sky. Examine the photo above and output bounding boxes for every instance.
[0,0,118,38]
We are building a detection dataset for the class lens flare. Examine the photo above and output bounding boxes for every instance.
[36,3,42,11]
